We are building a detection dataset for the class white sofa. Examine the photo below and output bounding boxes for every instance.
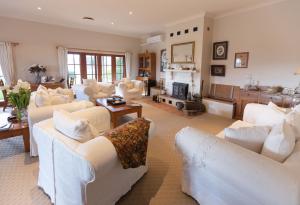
[72,80,115,103]
[28,92,93,156]
[115,80,143,101]
[175,103,300,205]
[33,106,155,205]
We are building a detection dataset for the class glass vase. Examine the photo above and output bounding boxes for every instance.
[16,108,27,123]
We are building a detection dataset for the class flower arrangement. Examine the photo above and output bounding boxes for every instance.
[7,80,31,122]
[28,64,47,83]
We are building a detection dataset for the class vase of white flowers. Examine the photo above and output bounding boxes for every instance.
[7,80,31,122]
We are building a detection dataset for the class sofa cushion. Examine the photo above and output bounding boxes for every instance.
[286,109,300,141]
[53,110,97,143]
[35,90,52,107]
[216,120,253,138]
[225,126,271,153]
[51,94,71,105]
[261,121,295,162]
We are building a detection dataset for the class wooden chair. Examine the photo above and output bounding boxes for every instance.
[0,79,10,111]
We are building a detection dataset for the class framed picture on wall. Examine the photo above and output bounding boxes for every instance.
[234,52,249,68]
[211,65,226,76]
[160,49,167,72]
[213,41,228,60]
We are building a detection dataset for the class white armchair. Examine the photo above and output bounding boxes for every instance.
[175,103,300,205]
[115,80,143,101]
[33,107,155,205]
[28,91,94,156]
[73,81,115,103]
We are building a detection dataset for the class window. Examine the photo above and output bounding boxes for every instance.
[116,56,125,81]
[101,56,112,83]
[86,55,97,80]
[67,52,125,84]
[67,53,81,84]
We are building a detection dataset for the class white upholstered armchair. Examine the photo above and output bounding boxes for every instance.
[175,104,300,205]
[115,80,143,101]
[72,79,115,103]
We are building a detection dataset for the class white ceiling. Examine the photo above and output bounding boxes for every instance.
[0,0,282,38]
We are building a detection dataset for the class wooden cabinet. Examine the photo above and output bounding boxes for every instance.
[234,90,295,119]
[137,51,156,80]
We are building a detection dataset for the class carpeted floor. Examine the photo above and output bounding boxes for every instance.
[0,98,234,205]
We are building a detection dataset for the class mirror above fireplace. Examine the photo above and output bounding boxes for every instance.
[171,41,195,64]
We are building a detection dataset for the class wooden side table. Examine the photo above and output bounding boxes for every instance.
[0,122,30,152]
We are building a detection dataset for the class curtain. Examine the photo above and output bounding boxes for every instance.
[57,46,68,87]
[0,42,15,85]
[125,52,132,79]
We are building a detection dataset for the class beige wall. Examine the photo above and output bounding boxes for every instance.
[0,17,141,82]
[211,0,300,88]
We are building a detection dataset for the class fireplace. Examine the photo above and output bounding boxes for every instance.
[172,82,189,100]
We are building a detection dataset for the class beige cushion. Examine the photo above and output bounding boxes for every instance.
[261,121,295,162]
[53,110,97,143]
[51,94,71,105]
[35,90,52,107]
[225,126,271,153]
[126,82,134,89]
[83,79,97,86]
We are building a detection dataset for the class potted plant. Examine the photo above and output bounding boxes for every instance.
[28,64,47,83]
[7,80,31,122]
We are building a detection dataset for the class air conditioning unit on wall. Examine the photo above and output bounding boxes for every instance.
[141,35,164,46]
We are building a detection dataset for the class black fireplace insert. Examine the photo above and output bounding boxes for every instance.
[172,82,189,100]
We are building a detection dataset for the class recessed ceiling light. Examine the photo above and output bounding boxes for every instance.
[82,16,95,21]
[129,11,133,15]
[111,22,115,25]
[37,7,42,10]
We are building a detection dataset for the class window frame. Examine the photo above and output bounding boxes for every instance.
[67,52,126,84]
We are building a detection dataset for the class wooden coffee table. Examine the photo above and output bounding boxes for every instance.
[0,113,30,152]
[96,98,142,128]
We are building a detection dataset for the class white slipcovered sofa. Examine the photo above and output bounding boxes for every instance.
[175,103,300,205]
[28,91,93,156]
[33,106,155,205]
[72,79,115,103]
[115,79,143,101]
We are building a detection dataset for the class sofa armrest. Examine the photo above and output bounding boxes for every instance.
[175,127,300,205]
[243,103,285,126]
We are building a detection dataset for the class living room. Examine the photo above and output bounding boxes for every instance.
[0,0,300,205]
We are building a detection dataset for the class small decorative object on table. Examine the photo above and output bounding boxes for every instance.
[107,96,126,105]
[28,64,47,83]
[7,80,31,122]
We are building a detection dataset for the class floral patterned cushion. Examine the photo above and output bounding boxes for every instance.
[104,118,150,169]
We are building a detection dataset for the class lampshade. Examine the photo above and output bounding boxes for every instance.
[295,68,300,75]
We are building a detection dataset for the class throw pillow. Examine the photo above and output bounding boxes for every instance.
[261,121,295,162]
[83,79,97,86]
[50,94,70,105]
[224,126,271,153]
[126,82,134,89]
[53,110,97,143]
[35,90,51,107]
[286,109,300,141]
[37,84,48,92]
